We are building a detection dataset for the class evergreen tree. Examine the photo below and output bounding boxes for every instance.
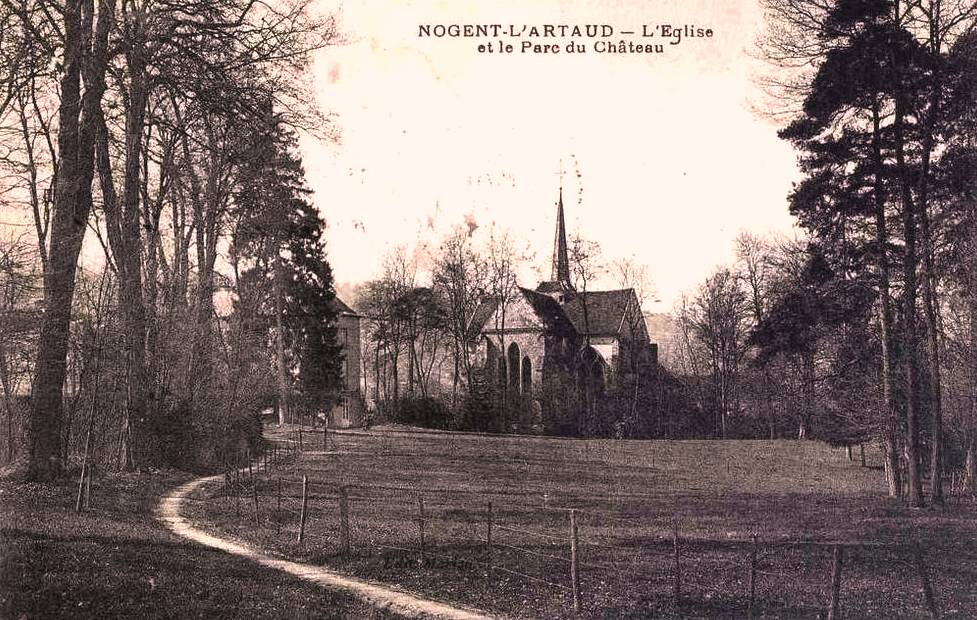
[232,116,343,425]
[768,0,977,504]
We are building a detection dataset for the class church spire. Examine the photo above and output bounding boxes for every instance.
[551,187,571,287]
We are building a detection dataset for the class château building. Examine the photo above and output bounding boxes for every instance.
[327,296,366,428]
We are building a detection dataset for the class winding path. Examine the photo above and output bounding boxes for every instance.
[158,475,492,620]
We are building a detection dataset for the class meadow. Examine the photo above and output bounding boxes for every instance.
[188,425,977,618]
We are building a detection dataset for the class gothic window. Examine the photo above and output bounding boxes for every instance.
[507,343,522,393]
[521,356,532,396]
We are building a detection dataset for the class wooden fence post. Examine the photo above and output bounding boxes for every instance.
[234,463,241,516]
[298,475,309,543]
[912,542,940,619]
[417,494,426,566]
[672,521,682,608]
[76,456,89,513]
[248,449,254,481]
[486,501,493,567]
[323,425,328,450]
[827,545,844,620]
[570,509,581,613]
[252,477,261,526]
[83,465,92,510]
[749,533,758,619]
[859,444,866,467]
[277,477,282,535]
[299,427,303,451]
[339,485,351,554]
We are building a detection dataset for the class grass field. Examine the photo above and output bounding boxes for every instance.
[0,469,403,619]
[189,425,977,619]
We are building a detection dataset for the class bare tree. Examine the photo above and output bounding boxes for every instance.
[432,226,487,407]
[684,268,750,439]
[486,228,520,430]
[0,232,40,463]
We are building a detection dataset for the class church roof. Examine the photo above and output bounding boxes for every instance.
[561,289,636,336]
[466,287,577,340]
[468,287,638,340]
[468,187,644,343]
[467,297,500,339]
[330,295,359,316]
[536,280,573,294]
[518,287,575,333]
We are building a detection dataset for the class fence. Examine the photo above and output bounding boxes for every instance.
[210,433,967,618]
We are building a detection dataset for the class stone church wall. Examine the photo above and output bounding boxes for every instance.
[481,330,546,397]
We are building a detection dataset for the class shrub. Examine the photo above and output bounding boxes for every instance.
[387,396,452,430]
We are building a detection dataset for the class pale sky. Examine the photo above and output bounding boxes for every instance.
[0,0,801,312]
[302,0,801,311]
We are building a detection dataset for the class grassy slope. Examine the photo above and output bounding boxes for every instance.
[0,471,402,619]
[192,426,977,619]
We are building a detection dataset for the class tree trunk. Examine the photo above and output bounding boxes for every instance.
[26,0,103,479]
[871,99,902,499]
[180,113,215,398]
[894,84,925,507]
[917,10,945,505]
[0,341,16,462]
[407,330,416,396]
[274,260,290,426]
[116,37,151,470]
[966,285,977,492]
[966,434,976,493]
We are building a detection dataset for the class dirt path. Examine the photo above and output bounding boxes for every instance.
[157,475,493,620]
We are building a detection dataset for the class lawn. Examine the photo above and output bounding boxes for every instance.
[0,469,403,619]
[189,425,977,619]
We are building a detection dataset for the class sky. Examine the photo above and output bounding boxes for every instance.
[301,0,801,311]
[0,0,801,311]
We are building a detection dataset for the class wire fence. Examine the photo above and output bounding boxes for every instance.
[203,430,968,618]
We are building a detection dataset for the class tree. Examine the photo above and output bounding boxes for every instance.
[762,0,977,504]
[0,233,41,463]
[392,286,445,400]
[432,227,487,407]
[233,121,342,426]
[1,0,334,477]
[486,229,520,431]
[682,268,750,439]
[612,255,657,434]
[20,0,110,479]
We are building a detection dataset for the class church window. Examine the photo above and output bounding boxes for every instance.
[522,356,532,396]
[507,343,522,393]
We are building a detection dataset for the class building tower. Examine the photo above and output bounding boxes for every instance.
[538,188,574,295]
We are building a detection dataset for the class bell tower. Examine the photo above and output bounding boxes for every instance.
[551,188,571,288]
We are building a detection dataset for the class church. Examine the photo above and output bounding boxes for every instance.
[467,191,658,432]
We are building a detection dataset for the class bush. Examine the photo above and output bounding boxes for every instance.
[385,396,452,430]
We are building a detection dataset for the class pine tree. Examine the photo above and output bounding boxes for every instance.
[232,115,342,426]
